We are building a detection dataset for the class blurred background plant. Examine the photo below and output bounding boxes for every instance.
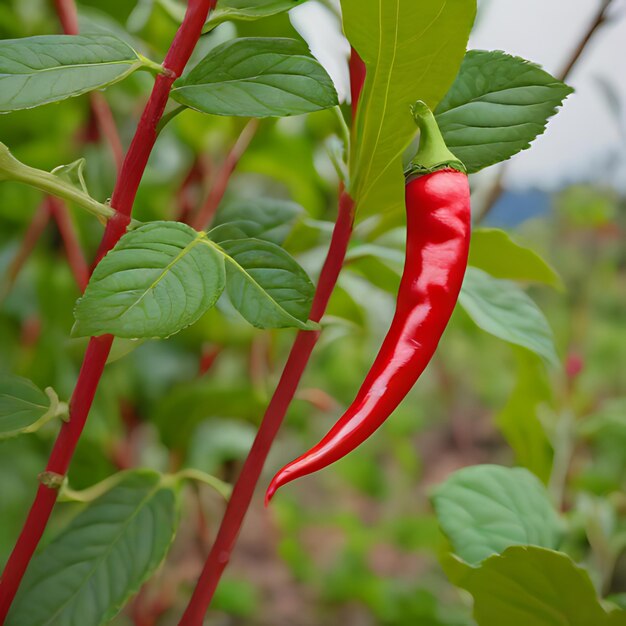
[0,0,624,624]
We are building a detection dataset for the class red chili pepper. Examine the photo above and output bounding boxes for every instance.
[266,102,471,503]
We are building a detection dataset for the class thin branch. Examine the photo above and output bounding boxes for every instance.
[0,1,217,618]
[0,200,50,303]
[192,119,260,231]
[475,0,616,224]
[178,190,355,626]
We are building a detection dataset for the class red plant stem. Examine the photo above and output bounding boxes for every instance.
[178,190,355,626]
[0,2,215,620]
[175,156,209,224]
[192,119,260,230]
[53,0,125,172]
[349,48,366,118]
[47,197,89,292]
[0,201,50,302]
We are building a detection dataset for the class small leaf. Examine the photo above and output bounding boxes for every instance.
[496,349,553,482]
[51,158,89,195]
[7,470,180,626]
[469,228,563,290]
[435,50,573,173]
[432,465,561,566]
[220,238,316,329]
[73,222,225,339]
[210,198,303,245]
[460,546,620,626]
[171,37,338,118]
[0,375,63,440]
[206,0,309,30]
[343,0,476,217]
[0,34,145,113]
[459,267,559,367]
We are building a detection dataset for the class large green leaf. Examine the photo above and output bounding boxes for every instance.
[73,222,226,339]
[0,375,64,440]
[459,547,623,626]
[171,38,338,118]
[210,197,303,245]
[432,465,561,566]
[496,349,553,482]
[469,228,563,290]
[220,238,316,329]
[7,471,180,626]
[436,50,573,173]
[459,267,559,367]
[0,34,147,113]
[342,0,476,217]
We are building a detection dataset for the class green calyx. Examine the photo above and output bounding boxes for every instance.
[406,100,465,178]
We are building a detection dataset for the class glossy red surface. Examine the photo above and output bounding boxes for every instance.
[266,170,471,502]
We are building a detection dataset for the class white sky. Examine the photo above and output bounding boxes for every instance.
[291,0,626,191]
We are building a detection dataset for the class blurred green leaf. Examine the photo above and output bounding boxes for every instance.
[0,374,64,439]
[73,222,226,339]
[469,228,563,290]
[432,465,561,565]
[343,0,476,217]
[0,35,147,112]
[495,349,553,482]
[210,197,303,245]
[221,238,316,329]
[207,0,309,30]
[459,267,559,367]
[171,38,338,118]
[7,470,180,626]
[435,50,573,173]
[458,546,622,626]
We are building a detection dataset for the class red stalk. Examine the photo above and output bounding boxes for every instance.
[192,119,260,230]
[0,2,215,620]
[178,191,355,626]
[53,0,124,172]
[47,197,89,292]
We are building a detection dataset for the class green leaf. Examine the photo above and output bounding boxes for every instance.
[210,197,303,245]
[73,222,225,339]
[469,228,563,290]
[0,375,64,439]
[459,546,621,626]
[171,38,338,118]
[435,50,574,173]
[0,35,147,113]
[220,238,316,329]
[206,0,309,30]
[432,465,561,566]
[342,0,476,217]
[459,267,559,367]
[496,349,553,482]
[7,470,181,626]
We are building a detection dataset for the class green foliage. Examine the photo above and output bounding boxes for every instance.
[458,547,625,626]
[171,38,338,118]
[435,50,573,173]
[205,0,310,30]
[459,267,559,366]
[342,0,476,217]
[0,374,65,439]
[469,228,563,290]
[432,465,562,565]
[0,35,147,113]
[221,238,316,329]
[7,470,181,626]
[73,222,226,339]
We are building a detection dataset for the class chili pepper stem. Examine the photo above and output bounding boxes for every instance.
[409,100,463,175]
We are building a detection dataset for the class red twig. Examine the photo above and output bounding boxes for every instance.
[0,2,216,619]
[175,156,210,224]
[192,119,259,230]
[0,201,50,303]
[178,191,355,625]
[53,0,125,172]
[47,197,89,292]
